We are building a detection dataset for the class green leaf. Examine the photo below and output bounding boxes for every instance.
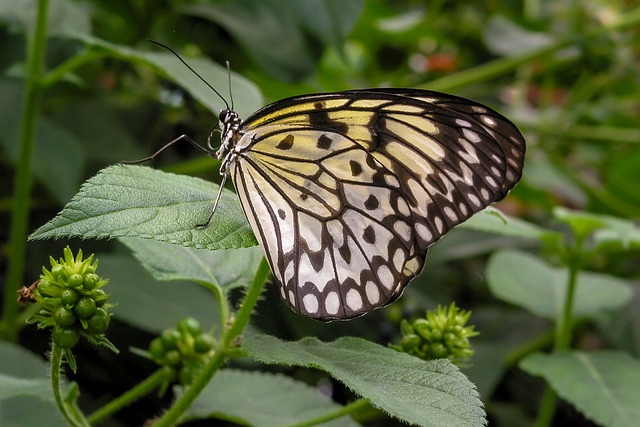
[119,237,262,289]
[554,207,640,251]
[96,253,220,333]
[0,374,52,401]
[0,341,66,426]
[75,35,263,119]
[243,335,486,427]
[486,250,632,321]
[0,78,87,204]
[182,0,364,81]
[0,0,91,37]
[181,369,360,427]
[520,351,640,427]
[29,165,257,250]
[483,15,555,56]
[460,207,553,241]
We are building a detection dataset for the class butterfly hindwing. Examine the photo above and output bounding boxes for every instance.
[227,89,525,320]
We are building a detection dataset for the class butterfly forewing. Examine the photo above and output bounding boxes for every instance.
[228,89,525,320]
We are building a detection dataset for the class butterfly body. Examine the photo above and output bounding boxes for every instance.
[215,89,525,321]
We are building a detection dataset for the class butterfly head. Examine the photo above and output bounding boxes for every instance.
[216,109,242,162]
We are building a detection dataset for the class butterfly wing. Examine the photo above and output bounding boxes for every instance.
[230,89,525,320]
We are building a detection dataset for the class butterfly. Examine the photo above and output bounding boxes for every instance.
[145,43,525,321]
[208,88,525,321]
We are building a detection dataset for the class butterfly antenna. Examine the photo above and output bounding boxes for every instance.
[226,61,234,110]
[147,39,229,110]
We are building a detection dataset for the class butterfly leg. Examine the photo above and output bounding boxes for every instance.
[195,171,229,229]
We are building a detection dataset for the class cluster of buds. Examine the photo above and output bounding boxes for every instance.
[391,303,479,364]
[27,246,113,350]
[148,317,217,386]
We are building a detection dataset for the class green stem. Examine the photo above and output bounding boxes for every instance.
[534,240,584,426]
[152,258,271,427]
[50,345,91,427]
[40,50,105,88]
[534,387,558,427]
[424,5,640,92]
[285,398,371,427]
[2,0,50,340]
[87,368,175,425]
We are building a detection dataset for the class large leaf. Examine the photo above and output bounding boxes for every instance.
[0,342,66,427]
[182,0,364,81]
[521,351,640,427]
[459,207,552,241]
[0,79,86,204]
[74,35,263,119]
[0,0,91,37]
[244,335,486,427]
[119,237,262,289]
[97,253,220,333]
[29,165,257,250]
[486,250,632,321]
[181,369,360,427]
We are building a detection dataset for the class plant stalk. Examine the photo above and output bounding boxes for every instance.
[2,0,50,340]
[152,257,270,427]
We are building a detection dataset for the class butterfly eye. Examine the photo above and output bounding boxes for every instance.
[219,109,228,122]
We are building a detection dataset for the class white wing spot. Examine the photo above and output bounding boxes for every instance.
[365,281,380,305]
[468,194,481,207]
[434,216,444,233]
[459,202,468,216]
[325,291,340,315]
[481,115,496,126]
[491,166,501,177]
[491,154,503,164]
[302,294,318,314]
[393,221,412,243]
[288,290,295,305]
[463,128,481,143]
[416,222,433,242]
[481,188,490,200]
[396,198,411,217]
[346,289,363,311]
[444,206,457,222]
[384,174,400,188]
[393,248,405,272]
[455,118,472,128]
[376,265,395,290]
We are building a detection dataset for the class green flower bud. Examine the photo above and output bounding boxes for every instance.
[53,327,80,349]
[178,317,202,338]
[161,329,181,349]
[85,308,110,334]
[60,288,79,306]
[68,274,84,288]
[194,335,216,354]
[74,296,97,319]
[53,306,77,328]
[164,349,181,366]
[83,273,100,290]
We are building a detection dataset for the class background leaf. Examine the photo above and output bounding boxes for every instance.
[118,237,263,289]
[0,342,66,427]
[182,0,364,81]
[96,252,220,333]
[244,334,486,427]
[520,351,640,427]
[181,369,360,427]
[486,250,633,320]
